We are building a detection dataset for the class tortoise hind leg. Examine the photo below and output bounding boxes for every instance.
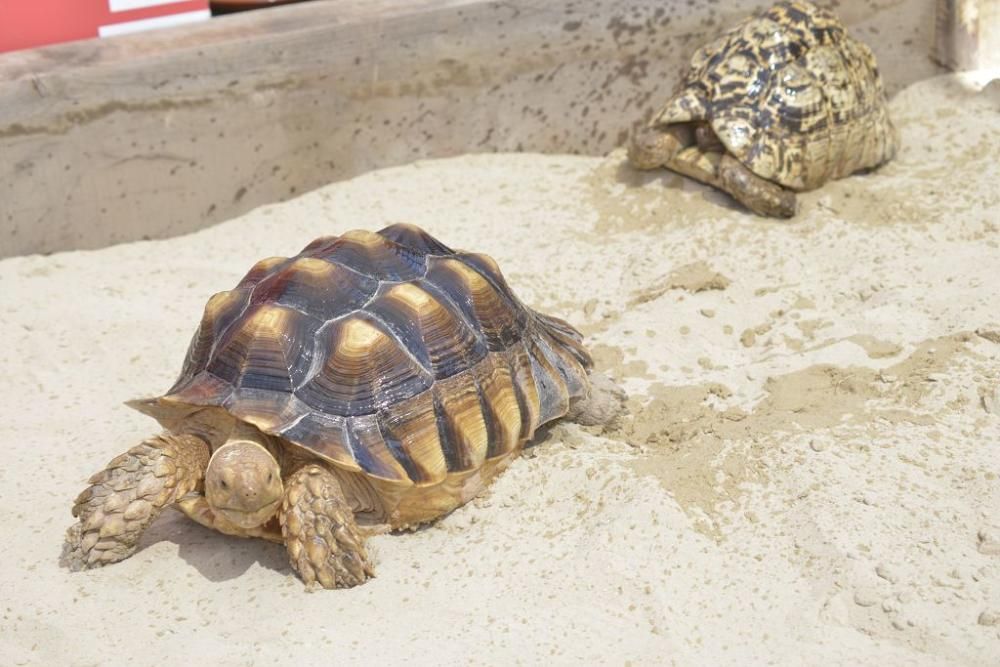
[668,146,797,218]
[627,124,695,170]
[628,120,729,194]
[65,433,209,569]
[280,465,373,590]
[632,122,798,218]
[667,146,725,188]
[718,154,798,218]
[568,372,627,427]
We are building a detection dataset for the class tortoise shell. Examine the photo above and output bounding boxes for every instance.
[147,224,591,491]
[653,0,899,190]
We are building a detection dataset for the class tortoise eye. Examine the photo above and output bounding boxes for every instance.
[220,480,228,489]
[267,472,274,483]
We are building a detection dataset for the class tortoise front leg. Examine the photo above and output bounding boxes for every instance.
[65,434,209,569]
[632,122,798,218]
[280,465,374,590]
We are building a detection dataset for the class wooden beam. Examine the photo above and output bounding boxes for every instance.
[0,0,942,257]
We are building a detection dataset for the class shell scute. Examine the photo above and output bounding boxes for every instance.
[235,256,290,290]
[425,256,526,351]
[277,412,360,473]
[345,414,410,481]
[525,338,571,427]
[249,257,378,321]
[506,343,541,441]
[301,229,425,281]
[297,315,433,416]
[168,287,251,397]
[376,223,455,256]
[474,356,523,460]
[206,304,317,392]
[432,371,489,472]
[365,282,487,378]
[224,389,308,433]
[377,391,448,485]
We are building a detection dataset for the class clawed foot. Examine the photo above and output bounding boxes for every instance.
[61,523,95,571]
[569,372,628,427]
[281,465,374,590]
[65,434,209,570]
[719,154,798,218]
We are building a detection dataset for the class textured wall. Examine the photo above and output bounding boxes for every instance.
[0,0,942,257]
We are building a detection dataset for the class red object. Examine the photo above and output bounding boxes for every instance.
[0,0,211,53]
[210,0,308,15]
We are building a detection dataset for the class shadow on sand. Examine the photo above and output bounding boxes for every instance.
[59,509,290,583]
[610,156,744,215]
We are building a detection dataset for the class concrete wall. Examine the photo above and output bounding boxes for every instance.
[0,0,943,258]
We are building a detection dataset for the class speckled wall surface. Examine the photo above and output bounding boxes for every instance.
[0,0,941,257]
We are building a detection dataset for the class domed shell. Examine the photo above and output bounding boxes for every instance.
[652,0,898,190]
[142,224,592,488]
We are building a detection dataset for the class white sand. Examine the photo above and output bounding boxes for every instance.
[1,72,999,666]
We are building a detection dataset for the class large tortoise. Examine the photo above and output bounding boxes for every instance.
[628,0,899,217]
[65,224,619,589]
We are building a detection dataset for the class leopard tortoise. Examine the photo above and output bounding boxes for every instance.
[64,224,621,589]
[628,0,899,217]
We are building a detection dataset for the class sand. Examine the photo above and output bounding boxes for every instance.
[1,71,999,666]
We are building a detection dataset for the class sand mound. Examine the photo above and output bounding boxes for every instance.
[0,72,998,665]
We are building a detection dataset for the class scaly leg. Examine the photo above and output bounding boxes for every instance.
[65,433,210,568]
[718,154,797,218]
[668,146,724,188]
[280,464,374,589]
[631,122,798,218]
[568,372,627,427]
[627,124,695,170]
[629,119,727,192]
[670,147,797,218]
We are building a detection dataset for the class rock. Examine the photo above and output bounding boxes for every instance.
[809,439,829,453]
[975,325,1000,344]
[854,589,879,607]
[978,610,1000,627]
[821,593,851,624]
[981,385,1000,416]
[978,528,1000,555]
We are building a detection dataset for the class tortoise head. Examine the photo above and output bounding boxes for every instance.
[204,440,284,528]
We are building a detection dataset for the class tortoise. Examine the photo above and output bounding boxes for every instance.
[627,0,899,217]
[64,224,621,589]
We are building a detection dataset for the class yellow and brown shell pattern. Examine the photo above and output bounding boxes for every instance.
[653,0,898,190]
[156,224,591,499]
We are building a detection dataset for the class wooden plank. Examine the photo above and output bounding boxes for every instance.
[0,0,943,257]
